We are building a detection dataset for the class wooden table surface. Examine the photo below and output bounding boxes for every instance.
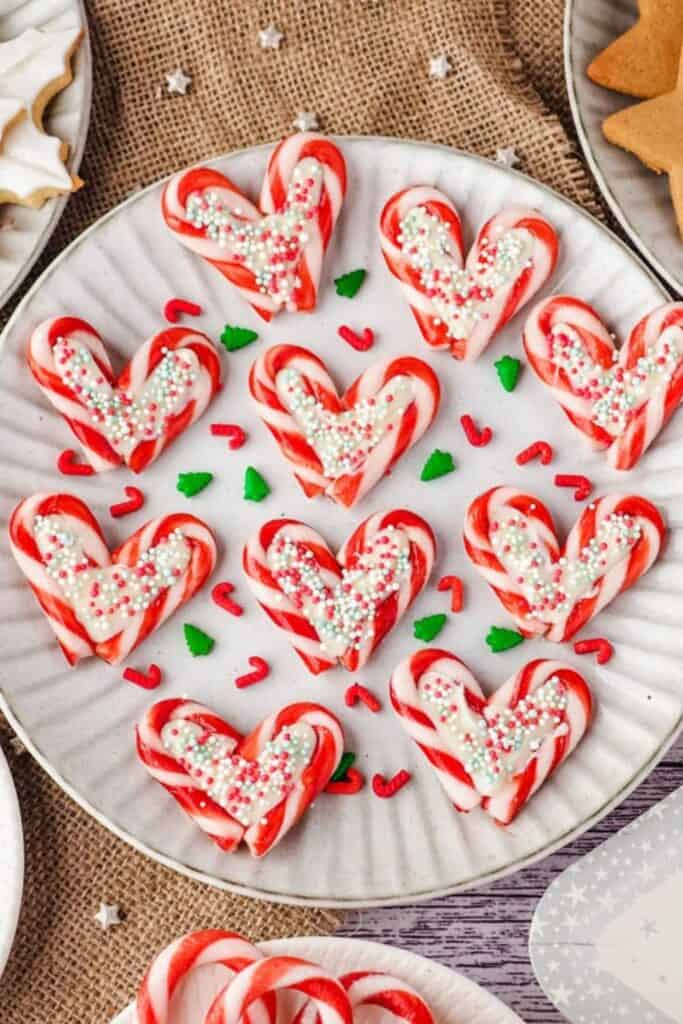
[338,734,683,1023]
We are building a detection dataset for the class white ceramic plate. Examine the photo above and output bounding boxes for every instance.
[0,743,23,979]
[111,936,523,1024]
[0,0,92,308]
[530,786,683,1023]
[1,137,682,907]
[565,0,683,294]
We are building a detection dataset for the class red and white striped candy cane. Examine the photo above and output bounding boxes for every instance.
[524,296,683,470]
[28,316,122,472]
[9,492,111,665]
[162,133,346,321]
[482,659,593,825]
[136,699,244,852]
[380,189,558,361]
[237,702,344,857]
[293,971,435,1024]
[464,486,665,642]
[463,486,560,638]
[134,929,275,1024]
[243,510,436,674]
[97,512,216,664]
[28,317,221,474]
[249,343,441,507]
[390,648,487,813]
[204,956,353,1024]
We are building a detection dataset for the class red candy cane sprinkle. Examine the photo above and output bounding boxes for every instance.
[211,581,244,617]
[573,637,614,665]
[235,656,269,689]
[516,440,553,466]
[109,485,144,519]
[437,574,464,612]
[338,325,374,351]
[345,683,382,713]
[555,473,593,501]
[325,767,365,795]
[460,414,493,447]
[164,297,202,323]
[372,769,412,798]
[123,663,162,689]
[210,423,247,450]
[57,449,94,477]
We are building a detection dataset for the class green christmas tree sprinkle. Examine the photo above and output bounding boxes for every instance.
[331,752,356,783]
[414,613,447,642]
[220,324,259,352]
[184,623,215,656]
[494,355,521,392]
[177,471,213,497]
[334,268,366,298]
[486,626,524,653]
[244,466,270,502]
[420,449,455,481]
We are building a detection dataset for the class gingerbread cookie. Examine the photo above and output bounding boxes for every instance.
[162,133,347,320]
[587,0,683,99]
[380,187,558,360]
[250,344,440,506]
[9,493,216,665]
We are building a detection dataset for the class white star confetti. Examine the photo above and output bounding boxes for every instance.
[495,146,520,169]
[165,68,191,96]
[259,25,284,50]
[94,902,122,930]
[9,735,25,755]
[292,111,319,132]
[428,54,451,79]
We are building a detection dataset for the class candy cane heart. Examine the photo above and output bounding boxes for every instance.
[243,510,436,675]
[134,929,276,1024]
[523,295,683,470]
[205,956,353,1024]
[249,344,440,507]
[463,485,665,642]
[28,316,221,474]
[162,133,347,320]
[137,700,344,857]
[390,648,594,825]
[380,186,558,361]
[292,971,436,1024]
[9,493,216,665]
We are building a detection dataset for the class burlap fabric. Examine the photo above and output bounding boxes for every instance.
[0,1,605,1020]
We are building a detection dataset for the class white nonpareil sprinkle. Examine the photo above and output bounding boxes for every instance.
[398,205,532,340]
[186,157,323,308]
[161,720,314,826]
[33,515,191,641]
[276,367,415,479]
[267,525,411,657]
[551,323,682,436]
[490,508,641,624]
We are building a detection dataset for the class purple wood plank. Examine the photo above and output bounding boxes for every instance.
[338,734,683,1023]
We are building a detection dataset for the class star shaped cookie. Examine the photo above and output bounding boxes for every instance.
[587,0,683,99]
[603,50,683,237]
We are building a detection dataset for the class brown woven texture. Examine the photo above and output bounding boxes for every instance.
[0,0,604,1021]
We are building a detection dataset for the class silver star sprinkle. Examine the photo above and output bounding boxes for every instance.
[429,54,451,79]
[259,25,284,50]
[292,111,319,132]
[94,902,122,930]
[495,146,520,169]
[165,68,192,96]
